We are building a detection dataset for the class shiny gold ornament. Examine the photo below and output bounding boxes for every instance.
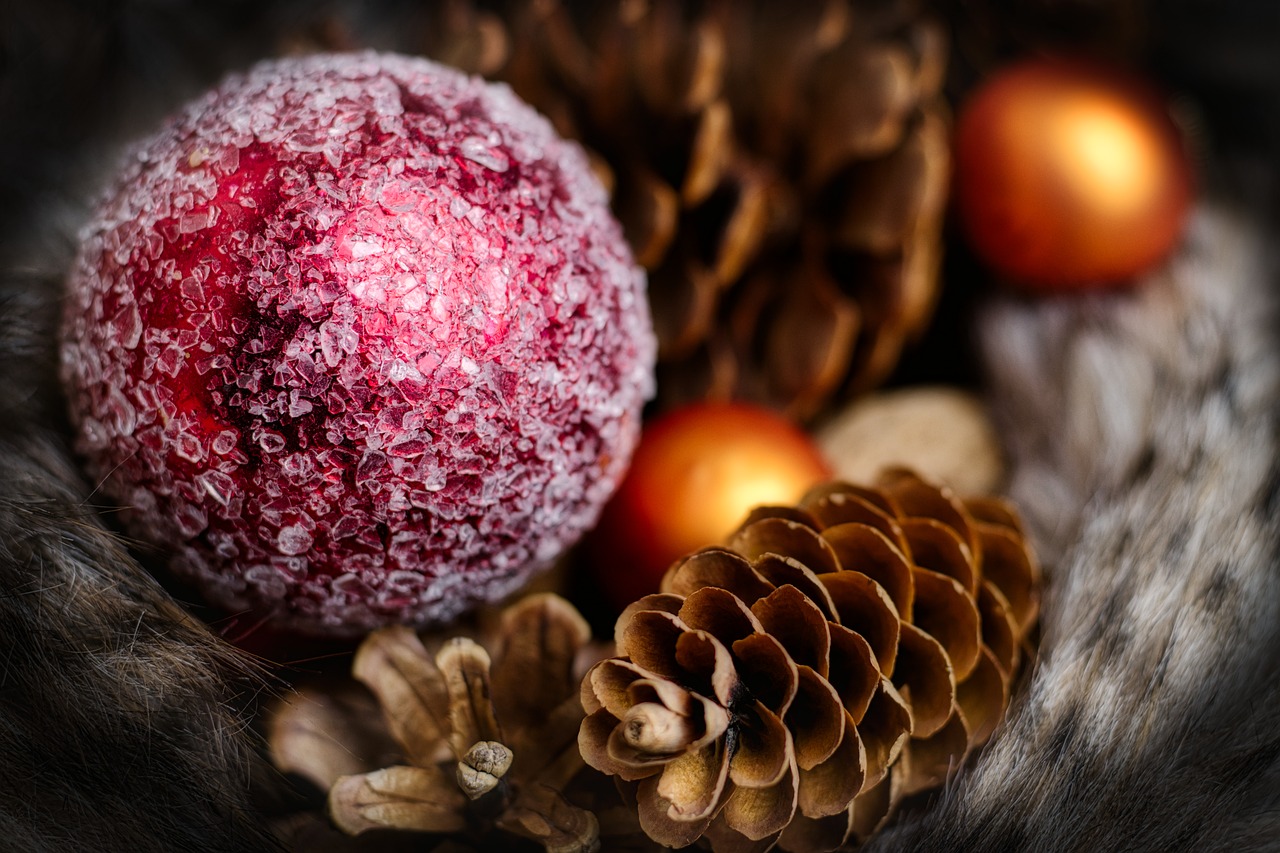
[954,57,1193,291]
[588,402,831,611]
[580,470,1040,852]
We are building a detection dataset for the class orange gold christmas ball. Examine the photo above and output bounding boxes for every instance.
[954,58,1193,291]
[588,402,831,611]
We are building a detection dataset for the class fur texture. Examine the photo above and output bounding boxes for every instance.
[0,260,279,851]
[869,208,1280,851]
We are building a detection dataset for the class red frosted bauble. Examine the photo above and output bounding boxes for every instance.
[954,58,1193,291]
[60,53,656,636]
[588,402,831,612]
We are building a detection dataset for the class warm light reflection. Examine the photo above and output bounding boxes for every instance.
[1056,95,1161,218]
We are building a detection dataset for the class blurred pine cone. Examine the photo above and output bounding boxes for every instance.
[578,469,1039,852]
[268,594,607,853]
[406,0,950,420]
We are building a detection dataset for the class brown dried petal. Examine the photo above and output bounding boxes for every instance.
[656,737,733,822]
[733,632,800,715]
[964,495,1026,536]
[956,646,1009,748]
[608,706,691,770]
[329,765,467,836]
[729,518,841,575]
[637,773,718,851]
[498,782,601,853]
[267,683,397,792]
[849,773,894,841]
[978,581,1020,677]
[352,626,450,767]
[797,710,864,819]
[802,490,903,547]
[787,666,845,771]
[679,586,764,648]
[713,163,773,285]
[663,548,775,602]
[650,254,720,359]
[583,657,656,718]
[738,505,822,530]
[806,44,915,185]
[722,748,798,841]
[436,638,503,759]
[751,554,839,622]
[900,517,977,594]
[895,710,970,799]
[616,693,729,759]
[765,264,861,420]
[803,482,900,520]
[730,701,792,789]
[751,584,832,677]
[825,623,880,723]
[857,680,911,793]
[821,523,915,621]
[777,806,855,853]
[620,610,689,680]
[675,629,740,706]
[877,469,979,561]
[683,99,733,206]
[976,521,1041,634]
[818,571,900,676]
[581,707,662,782]
[615,593,685,650]
[911,567,982,682]
[616,167,680,269]
[491,594,591,738]
[893,623,954,739]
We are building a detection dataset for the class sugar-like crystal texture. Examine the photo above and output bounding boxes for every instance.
[59,52,656,636]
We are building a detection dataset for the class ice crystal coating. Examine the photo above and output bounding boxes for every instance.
[60,52,656,635]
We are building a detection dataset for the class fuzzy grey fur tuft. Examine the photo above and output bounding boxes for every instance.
[0,257,280,852]
[868,206,1280,852]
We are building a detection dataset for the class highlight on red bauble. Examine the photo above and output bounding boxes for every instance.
[953,57,1193,292]
[59,52,656,637]
[587,401,831,612]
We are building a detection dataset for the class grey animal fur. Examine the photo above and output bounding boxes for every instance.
[0,249,280,851]
[868,207,1280,851]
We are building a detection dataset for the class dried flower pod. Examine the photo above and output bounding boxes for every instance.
[268,594,605,853]
[579,469,1039,852]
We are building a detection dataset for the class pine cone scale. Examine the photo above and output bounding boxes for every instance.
[581,471,1038,851]
[730,700,792,788]
[911,566,982,680]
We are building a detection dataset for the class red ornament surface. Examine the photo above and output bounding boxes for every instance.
[60,53,655,635]
[954,58,1193,291]
[589,402,831,611]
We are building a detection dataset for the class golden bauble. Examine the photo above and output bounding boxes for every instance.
[588,402,830,611]
[955,58,1193,291]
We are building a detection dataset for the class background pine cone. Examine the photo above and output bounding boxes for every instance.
[579,469,1038,852]
[388,0,949,420]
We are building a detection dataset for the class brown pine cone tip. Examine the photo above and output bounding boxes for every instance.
[268,593,607,853]
[388,0,949,420]
[579,469,1039,853]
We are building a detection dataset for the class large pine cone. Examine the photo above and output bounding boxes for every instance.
[402,0,949,420]
[578,470,1038,852]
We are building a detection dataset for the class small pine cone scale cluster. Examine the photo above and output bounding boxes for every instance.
[579,470,1038,852]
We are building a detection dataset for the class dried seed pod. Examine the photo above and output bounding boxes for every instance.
[579,469,1039,852]
[268,594,607,853]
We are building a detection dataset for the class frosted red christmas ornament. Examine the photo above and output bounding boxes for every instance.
[60,53,655,635]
